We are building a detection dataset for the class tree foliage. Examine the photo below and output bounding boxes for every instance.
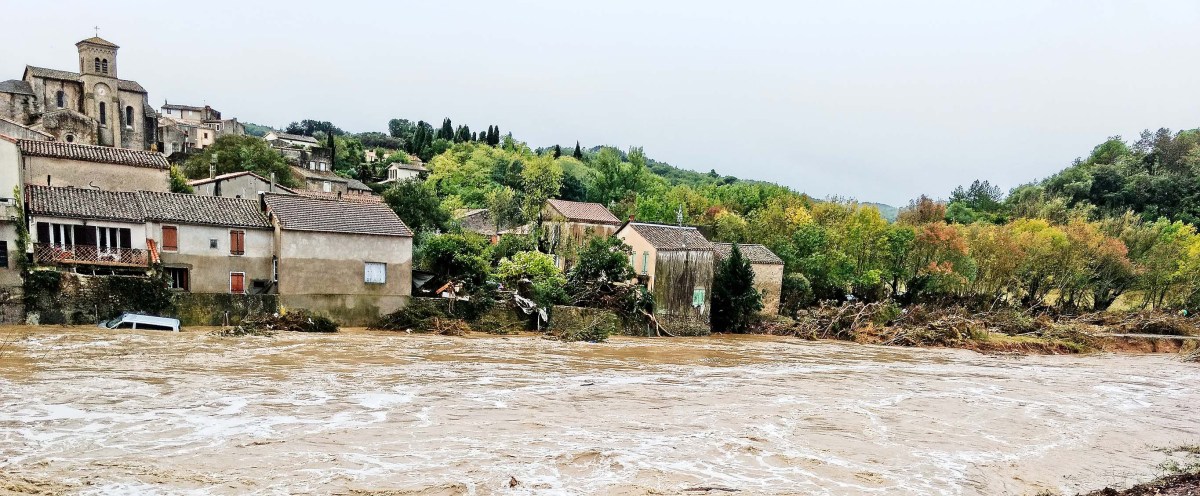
[711,245,763,332]
[181,135,297,187]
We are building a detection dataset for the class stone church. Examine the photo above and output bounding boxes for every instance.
[0,36,156,150]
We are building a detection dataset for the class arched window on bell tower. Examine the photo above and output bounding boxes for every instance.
[99,102,106,125]
[101,59,108,74]
[94,58,101,72]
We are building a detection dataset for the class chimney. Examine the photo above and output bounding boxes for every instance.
[208,153,217,179]
[269,172,275,193]
[628,214,635,222]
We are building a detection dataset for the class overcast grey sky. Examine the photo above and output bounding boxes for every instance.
[3,1,1198,205]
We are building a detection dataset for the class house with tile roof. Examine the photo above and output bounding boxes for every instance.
[188,171,296,199]
[0,35,157,150]
[141,191,276,295]
[379,157,428,184]
[264,131,320,149]
[539,199,623,270]
[262,193,414,324]
[12,138,170,192]
[25,185,152,271]
[713,243,785,316]
[615,221,715,335]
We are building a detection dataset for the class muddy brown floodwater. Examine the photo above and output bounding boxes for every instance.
[0,327,1198,496]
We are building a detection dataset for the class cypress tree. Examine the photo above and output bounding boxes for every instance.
[573,141,583,160]
[711,244,763,333]
[439,118,454,141]
[553,144,562,158]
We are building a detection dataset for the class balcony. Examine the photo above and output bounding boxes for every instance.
[33,244,149,268]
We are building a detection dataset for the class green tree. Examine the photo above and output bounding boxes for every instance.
[573,141,583,159]
[484,186,520,233]
[181,135,296,187]
[552,144,562,158]
[520,155,564,222]
[711,244,763,333]
[496,251,567,306]
[438,118,454,141]
[383,179,451,234]
[169,166,194,194]
[417,233,491,288]
[566,236,635,288]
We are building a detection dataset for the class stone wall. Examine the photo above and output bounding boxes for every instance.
[169,292,277,326]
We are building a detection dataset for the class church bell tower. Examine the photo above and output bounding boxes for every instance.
[77,34,120,146]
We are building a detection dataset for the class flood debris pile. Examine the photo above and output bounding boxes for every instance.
[754,301,1173,354]
[372,297,524,336]
[1073,445,1200,495]
[213,310,338,337]
[547,305,621,342]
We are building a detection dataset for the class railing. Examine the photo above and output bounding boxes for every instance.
[33,244,149,268]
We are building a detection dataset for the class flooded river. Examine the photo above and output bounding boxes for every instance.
[0,328,1197,495]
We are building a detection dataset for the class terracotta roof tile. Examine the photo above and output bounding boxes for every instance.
[186,171,297,193]
[25,185,144,222]
[264,193,412,237]
[546,199,621,225]
[138,191,272,229]
[712,243,784,265]
[23,66,146,93]
[17,139,168,169]
[622,222,713,251]
[295,190,382,203]
[76,36,119,48]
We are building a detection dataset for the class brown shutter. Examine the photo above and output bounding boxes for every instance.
[230,273,244,294]
[162,226,178,251]
[229,230,245,255]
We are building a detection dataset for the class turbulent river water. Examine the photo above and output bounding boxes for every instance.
[0,327,1197,496]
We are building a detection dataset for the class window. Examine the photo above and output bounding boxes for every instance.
[364,262,386,284]
[65,134,74,143]
[162,226,178,251]
[692,288,706,308]
[55,91,64,108]
[166,267,189,291]
[125,106,133,127]
[229,230,245,255]
[203,132,208,139]
[0,241,7,269]
[98,102,106,125]
[641,251,649,275]
[94,58,100,72]
[101,59,108,74]
[320,162,328,171]
[209,238,218,249]
[322,181,331,193]
[230,272,246,294]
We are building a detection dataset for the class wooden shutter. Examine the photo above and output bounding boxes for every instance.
[230,230,245,255]
[162,226,178,251]
[230,273,245,294]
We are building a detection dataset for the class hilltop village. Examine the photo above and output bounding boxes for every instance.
[0,35,783,332]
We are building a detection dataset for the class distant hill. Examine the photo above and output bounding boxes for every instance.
[862,202,899,221]
[242,122,272,137]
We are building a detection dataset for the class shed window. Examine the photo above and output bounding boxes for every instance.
[364,262,386,284]
[692,288,706,308]
[229,230,245,255]
[166,267,189,291]
[162,226,178,251]
[230,272,245,294]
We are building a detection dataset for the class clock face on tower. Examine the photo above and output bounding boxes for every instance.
[95,85,108,97]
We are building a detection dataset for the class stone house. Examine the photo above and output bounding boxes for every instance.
[158,102,244,156]
[540,199,622,270]
[263,193,413,325]
[379,159,428,184]
[291,164,348,195]
[713,243,785,315]
[12,139,169,192]
[0,36,157,150]
[188,171,295,199]
[264,131,319,149]
[456,208,498,237]
[141,191,275,295]
[615,222,715,335]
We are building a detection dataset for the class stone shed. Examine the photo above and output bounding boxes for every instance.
[713,243,785,316]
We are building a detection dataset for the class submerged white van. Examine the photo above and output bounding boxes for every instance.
[99,314,181,332]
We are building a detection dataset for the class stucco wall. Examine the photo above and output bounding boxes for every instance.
[752,263,784,316]
[23,155,169,192]
[616,227,658,288]
[277,230,412,325]
[0,221,23,291]
[0,139,21,200]
[149,222,274,294]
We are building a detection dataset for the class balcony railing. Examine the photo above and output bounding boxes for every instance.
[33,243,149,268]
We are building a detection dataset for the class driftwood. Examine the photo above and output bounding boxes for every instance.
[640,309,675,337]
